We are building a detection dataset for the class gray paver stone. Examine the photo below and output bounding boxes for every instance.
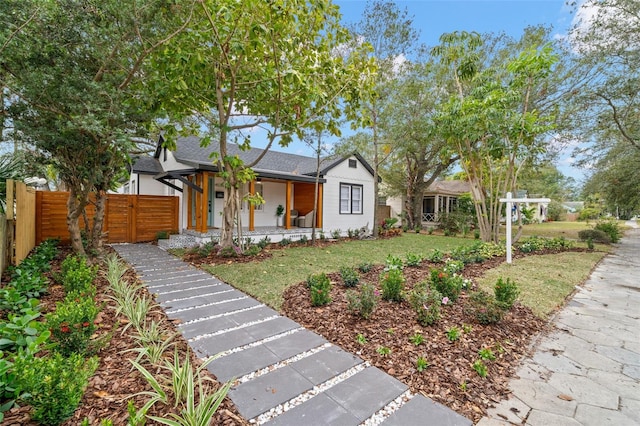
[171,297,260,323]
[147,277,224,292]
[290,345,362,385]
[531,351,584,375]
[208,345,281,382]
[263,329,328,359]
[623,364,640,381]
[509,379,577,417]
[547,373,618,409]
[245,316,300,340]
[586,369,640,400]
[574,403,637,426]
[563,346,622,373]
[475,418,510,426]
[229,365,313,420]
[161,290,246,311]
[267,393,360,426]
[595,345,640,366]
[485,396,530,424]
[382,394,471,426]
[620,397,640,423]
[177,315,237,340]
[525,409,580,426]
[324,367,408,421]
[155,286,238,303]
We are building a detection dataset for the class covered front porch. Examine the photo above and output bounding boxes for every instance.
[180,171,324,234]
[422,194,459,223]
[158,226,322,249]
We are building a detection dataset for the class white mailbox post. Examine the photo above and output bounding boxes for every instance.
[499,192,550,264]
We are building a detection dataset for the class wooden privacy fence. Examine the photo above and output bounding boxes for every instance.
[36,192,179,244]
[0,180,37,274]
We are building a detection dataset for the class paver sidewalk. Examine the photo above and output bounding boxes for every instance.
[112,244,471,425]
[478,222,640,426]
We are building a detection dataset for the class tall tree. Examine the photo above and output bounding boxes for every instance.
[1,0,195,255]
[433,31,558,242]
[149,0,374,249]
[347,0,420,236]
[381,56,459,229]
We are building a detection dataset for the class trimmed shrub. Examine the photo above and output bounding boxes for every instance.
[494,277,519,310]
[58,256,97,294]
[465,291,504,324]
[339,266,360,288]
[578,229,611,244]
[345,283,378,319]
[307,273,331,306]
[380,269,404,302]
[46,294,99,356]
[594,219,621,243]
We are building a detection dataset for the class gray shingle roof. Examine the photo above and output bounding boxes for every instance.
[131,156,163,174]
[169,136,371,178]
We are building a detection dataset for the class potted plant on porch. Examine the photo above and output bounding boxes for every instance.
[276,204,285,227]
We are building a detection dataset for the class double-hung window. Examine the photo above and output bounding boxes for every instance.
[340,183,363,214]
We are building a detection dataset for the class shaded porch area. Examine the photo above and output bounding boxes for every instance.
[158,226,322,249]
[183,171,323,234]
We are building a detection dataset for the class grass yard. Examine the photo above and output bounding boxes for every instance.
[501,220,592,240]
[202,233,472,310]
[476,251,607,318]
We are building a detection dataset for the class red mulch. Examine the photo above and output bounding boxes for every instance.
[2,245,248,426]
[280,255,556,424]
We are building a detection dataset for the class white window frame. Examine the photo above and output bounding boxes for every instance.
[340,183,363,215]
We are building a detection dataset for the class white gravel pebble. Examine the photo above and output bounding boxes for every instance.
[180,304,265,326]
[166,296,248,314]
[361,390,413,426]
[188,315,279,342]
[217,328,304,359]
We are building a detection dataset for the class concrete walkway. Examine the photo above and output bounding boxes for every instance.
[478,221,640,426]
[112,244,470,425]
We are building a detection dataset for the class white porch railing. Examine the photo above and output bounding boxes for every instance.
[422,212,439,222]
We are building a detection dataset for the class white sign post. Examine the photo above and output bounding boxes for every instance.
[499,192,550,264]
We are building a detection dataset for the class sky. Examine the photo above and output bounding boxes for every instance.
[254,0,586,182]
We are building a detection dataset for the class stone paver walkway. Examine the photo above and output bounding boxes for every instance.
[112,244,471,425]
[478,222,640,426]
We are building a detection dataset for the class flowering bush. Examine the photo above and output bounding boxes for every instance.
[46,292,99,356]
[494,277,519,310]
[307,273,331,306]
[408,282,442,326]
[345,283,378,319]
[380,269,404,302]
[429,268,463,302]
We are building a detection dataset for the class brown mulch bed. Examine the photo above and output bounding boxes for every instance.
[281,257,552,424]
[2,245,248,426]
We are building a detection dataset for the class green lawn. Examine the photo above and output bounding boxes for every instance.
[202,233,472,310]
[476,251,607,318]
[195,225,609,315]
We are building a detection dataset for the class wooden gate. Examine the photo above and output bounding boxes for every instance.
[36,192,179,244]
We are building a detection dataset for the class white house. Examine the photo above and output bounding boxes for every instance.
[125,136,378,245]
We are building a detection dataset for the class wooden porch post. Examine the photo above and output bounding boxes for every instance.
[316,183,323,228]
[249,180,255,231]
[187,176,193,230]
[285,181,292,229]
[199,172,209,233]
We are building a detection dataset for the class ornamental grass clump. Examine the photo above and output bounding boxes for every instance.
[345,283,378,319]
[307,273,331,306]
[494,277,519,310]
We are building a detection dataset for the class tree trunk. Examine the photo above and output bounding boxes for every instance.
[89,190,107,254]
[66,186,87,256]
[220,170,239,249]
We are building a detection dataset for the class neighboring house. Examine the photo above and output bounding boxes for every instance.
[125,136,377,244]
[387,180,471,225]
[387,181,549,225]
